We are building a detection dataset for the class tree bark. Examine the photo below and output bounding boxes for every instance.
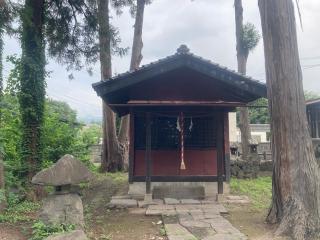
[20,0,45,182]
[259,1,320,239]
[97,0,124,172]
[234,0,251,160]
[118,0,146,169]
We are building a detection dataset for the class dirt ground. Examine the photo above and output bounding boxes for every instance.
[0,173,289,240]
[0,223,29,240]
[82,174,166,240]
[225,204,289,240]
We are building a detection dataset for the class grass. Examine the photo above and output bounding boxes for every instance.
[230,176,272,210]
[159,226,166,236]
[105,172,127,183]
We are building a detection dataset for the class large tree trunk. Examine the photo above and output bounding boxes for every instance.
[97,0,124,172]
[234,0,251,160]
[118,0,146,169]
[20,0,45,182]
[259,1,320,239]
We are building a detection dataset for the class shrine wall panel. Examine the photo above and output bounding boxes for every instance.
[134,149,217,176]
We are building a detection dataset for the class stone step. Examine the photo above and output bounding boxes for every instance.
[108,199,138,208]
[153,186,205,200]
[164,223,197,240]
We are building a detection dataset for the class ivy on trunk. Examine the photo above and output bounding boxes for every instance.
[19,0,46,182]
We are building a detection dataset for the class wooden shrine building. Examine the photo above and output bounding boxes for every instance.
[93,45,267,199]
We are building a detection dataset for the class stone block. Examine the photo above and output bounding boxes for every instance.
[201,199,217,205]
[179,219,211,228]
[164,198,180,205]
[225,195,251,204]
[162,210,177,216]
[165,224,197,239]
[39,194,84,228]
[144,193,153,202]
[109,199,137,208]
[32,154,93,186]
[180,199,201,204]
[138,200,159,208]
[153,185,205,199]
[111,195,130,199]
[146,204,175,216]
[145,209,161,216]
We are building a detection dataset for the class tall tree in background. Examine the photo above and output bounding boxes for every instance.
[19,0,46,183]
[259,1,320,239]
[97,0,124,172]
[234,0,259,160]
[118,0,146,167]
[18,0,100,183]
[0,0,14,206]
[0,0,9,194]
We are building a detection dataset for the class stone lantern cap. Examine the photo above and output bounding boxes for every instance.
[32,154,93,186]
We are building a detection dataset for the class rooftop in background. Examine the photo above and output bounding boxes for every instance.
[250,124,270,132]
[306,98,320,106]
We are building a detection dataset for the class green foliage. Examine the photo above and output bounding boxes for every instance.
[45,0,130,71]
[79,124,102,146]
[240,22,260,55]
[42,99,79,165]
[30,221,75,240]
[1,92,99,187]
[249,98,269,124]
[45,0,99,70]
[305,91,320,101]
[0,94,23,186]
[105,172,127,183]
[0,195,40,223]
[230,176,272,210]
[240,91,320,125]
[0,189,5,202]
[159,226,166,236]
[236,98,269,124]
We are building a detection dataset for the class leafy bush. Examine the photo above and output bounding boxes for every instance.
[30,221,75,240]
[0,196,40,223]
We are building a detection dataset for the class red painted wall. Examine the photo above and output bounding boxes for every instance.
[134,149,217,176]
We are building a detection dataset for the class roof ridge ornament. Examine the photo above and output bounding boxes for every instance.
[177,44,190,54]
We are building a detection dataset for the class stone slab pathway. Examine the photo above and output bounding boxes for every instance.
[108,196,248,239]
[146,200,247,240]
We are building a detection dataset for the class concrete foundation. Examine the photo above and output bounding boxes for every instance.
[128,182,230,200]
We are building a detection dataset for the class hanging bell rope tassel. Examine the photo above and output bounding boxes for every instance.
[180,159,186,170]
[180,112,186,170]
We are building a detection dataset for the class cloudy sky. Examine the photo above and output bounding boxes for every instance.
[3,0,320,122]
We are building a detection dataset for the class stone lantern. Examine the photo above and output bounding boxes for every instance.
[249,139,259,154]
[32,154,93,229]
[230,143,239,156]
